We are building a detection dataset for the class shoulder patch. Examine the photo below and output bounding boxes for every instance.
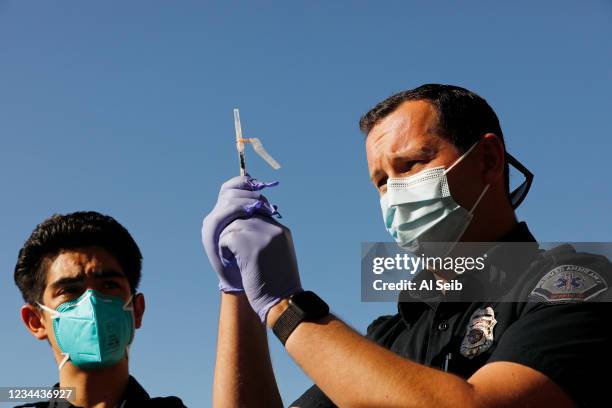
[529,264,608,303]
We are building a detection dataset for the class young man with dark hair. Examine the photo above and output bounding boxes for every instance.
[14,211,186,407]
[203,84,612,407]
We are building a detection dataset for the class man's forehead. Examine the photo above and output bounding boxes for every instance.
[47,247,123,279]
[368,100,439,142]
[366,102,443,161]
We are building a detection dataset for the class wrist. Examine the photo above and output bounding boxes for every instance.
[269,291,330,345]
[266,298,289,328]
[218,281,244,293]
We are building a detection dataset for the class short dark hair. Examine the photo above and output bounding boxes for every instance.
[359,84,509,193]
[14,211,142,304]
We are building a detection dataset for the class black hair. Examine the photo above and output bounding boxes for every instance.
[359,83,509,193]
[14,211,142,304]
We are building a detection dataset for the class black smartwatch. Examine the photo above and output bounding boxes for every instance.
[272,291,329,346]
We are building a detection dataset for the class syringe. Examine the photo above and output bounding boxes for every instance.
[233,108,247,176]
[233,108,281,175]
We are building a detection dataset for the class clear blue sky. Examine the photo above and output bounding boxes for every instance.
[1,1,611,406]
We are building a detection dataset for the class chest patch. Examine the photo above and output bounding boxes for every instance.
[460,306,497,359]
[529,264,608,303]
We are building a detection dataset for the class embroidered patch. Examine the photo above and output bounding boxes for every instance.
[529,264,608,303]
[460,306,497,359]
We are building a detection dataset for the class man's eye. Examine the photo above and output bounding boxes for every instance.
[376,176,388,190]
[56,286,83,299]
[397,160,424,175]
[62,286,80,294]
[103,281,120,289]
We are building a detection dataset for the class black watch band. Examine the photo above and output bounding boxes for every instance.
[272,291,329,346]
[272,305,303,346]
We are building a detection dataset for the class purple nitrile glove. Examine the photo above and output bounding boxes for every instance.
[219,214,303,323]
[202,175,279,292]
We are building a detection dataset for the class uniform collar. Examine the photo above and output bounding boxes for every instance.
[497,221,536,243]
[48,375,150,407]
[399,222,540,320]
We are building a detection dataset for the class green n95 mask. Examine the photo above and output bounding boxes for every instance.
[38,289,135,370]
[380,142,489,258]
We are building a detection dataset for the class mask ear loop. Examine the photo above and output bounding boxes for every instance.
[58,353,70,370]
[37,302,60,319]
[442,183,490,262]
[469,184,490,215]
[442,140,490,213]
[123,293,137,359]
[444,142,480,175]
[37,303,71,370]
[122,294,135,312]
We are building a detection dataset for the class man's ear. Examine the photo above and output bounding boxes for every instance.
[133,293,145,329]
[21,304,49,340]
[481,133,506,185]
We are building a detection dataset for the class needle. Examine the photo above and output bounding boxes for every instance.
[234,108,247,176]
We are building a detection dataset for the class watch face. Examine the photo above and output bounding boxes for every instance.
[290,291,329,319]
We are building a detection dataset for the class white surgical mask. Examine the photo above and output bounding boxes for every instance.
[380,142,489,258]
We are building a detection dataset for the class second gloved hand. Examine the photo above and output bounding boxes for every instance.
[219,214,303,323]
[202,175,279,292]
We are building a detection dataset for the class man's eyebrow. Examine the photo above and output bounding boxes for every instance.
[392,142,438,159]
[90,269,126,280]
[49,269,126,289]
[50,275,85,289]
[369,143,439,181]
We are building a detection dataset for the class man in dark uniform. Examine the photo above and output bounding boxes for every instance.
[13,212,186,407]
[203,84,612,407]
[295,226,612,407]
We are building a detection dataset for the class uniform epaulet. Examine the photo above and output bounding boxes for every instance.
[528,244,611,303]
[366,314,396,336]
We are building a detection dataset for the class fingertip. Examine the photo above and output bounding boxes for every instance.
[221,175,255,192]
[248,179,280,191]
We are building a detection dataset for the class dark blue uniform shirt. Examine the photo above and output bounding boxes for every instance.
[14,375,186,408]
[292,223,612,407]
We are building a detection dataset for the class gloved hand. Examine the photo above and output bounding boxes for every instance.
[219,214,303,323]
[202,175,279,292]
